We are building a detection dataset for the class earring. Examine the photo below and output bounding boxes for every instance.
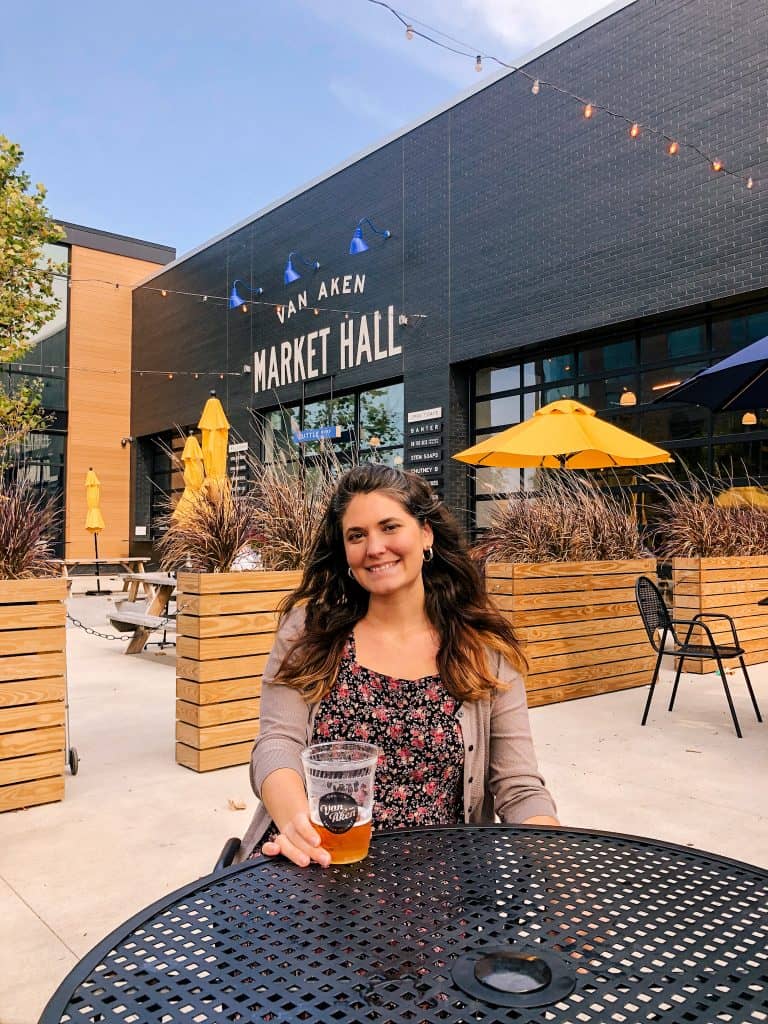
[423,547,434,563]
[348,566,355,578]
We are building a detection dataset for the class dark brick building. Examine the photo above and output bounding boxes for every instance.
[130,0,768,546]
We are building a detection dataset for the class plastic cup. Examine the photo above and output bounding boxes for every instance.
[300,741,380,864]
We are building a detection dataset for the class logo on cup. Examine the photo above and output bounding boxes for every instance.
[318,791,358,834]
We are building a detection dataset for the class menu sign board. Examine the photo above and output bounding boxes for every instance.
[405,407,443,494]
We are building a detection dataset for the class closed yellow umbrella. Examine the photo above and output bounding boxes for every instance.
[173,432,205,520]
[85,468,105,592]
[454,399,673,469]
[715,485,768,509]
[198,391,230,490]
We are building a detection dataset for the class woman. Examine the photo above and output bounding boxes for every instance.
[239,464,558,865]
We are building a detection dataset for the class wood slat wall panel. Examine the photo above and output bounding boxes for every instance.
[175,573,294,770]
[0,776,65,813]
[177,571,302,595]
[0,581,67,811]
[673,556,768,674]
[177,611,279,639]
[66,246,164,558]
[489,560,655,705]
[175,741,255,773]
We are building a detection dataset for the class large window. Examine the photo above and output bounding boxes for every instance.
[6,242,69,412]
[471,305,768,525]
[260,382,404,469]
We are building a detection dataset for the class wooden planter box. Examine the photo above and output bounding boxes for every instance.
[673,555,768,672]
[0,577,67,812]
[486,559,656,706]
[175,570,301,772]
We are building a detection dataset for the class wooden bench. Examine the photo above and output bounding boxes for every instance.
[108,608,175,654]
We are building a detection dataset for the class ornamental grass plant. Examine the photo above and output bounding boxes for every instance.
[157,438,344,572]
[471,472,645,565]
[647,466,768,558]
[0,476,59,579]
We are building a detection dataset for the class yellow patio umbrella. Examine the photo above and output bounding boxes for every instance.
[715,485,768,509]
[173,431,205,520]
[453,399,673,469]
[197,391,230,492]
[85,468,106,592]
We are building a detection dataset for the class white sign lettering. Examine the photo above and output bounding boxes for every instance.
[253,306,401,394]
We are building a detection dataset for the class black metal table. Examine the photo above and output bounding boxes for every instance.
[40,826,768,1024]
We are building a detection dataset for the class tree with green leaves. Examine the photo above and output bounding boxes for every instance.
[0,134,64,453]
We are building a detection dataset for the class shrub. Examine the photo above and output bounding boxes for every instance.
[0,477,59,579]
[471,472,644,564]
[647,467,768,558]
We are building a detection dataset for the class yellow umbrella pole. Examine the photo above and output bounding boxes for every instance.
[85,467,106,593]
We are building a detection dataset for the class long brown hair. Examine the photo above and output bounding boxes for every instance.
[274,464,526,701]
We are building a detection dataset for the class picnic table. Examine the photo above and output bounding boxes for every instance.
[38,825,768,1023]
[108,573,176,654]
[52,557,151,593]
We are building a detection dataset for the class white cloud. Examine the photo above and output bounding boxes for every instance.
[327,78,403,130]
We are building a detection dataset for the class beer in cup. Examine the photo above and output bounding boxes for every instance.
[300,741,380,864]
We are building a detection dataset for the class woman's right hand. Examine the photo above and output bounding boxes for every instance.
[261,811,332,868]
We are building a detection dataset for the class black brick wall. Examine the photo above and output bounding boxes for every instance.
[132,0,768,523]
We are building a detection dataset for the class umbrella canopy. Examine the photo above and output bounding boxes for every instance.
[173,432,205,520]
[84,468,105,533]
[715,485,768,509]
[453,399,673,469]
[656,334,768,411]
[198,392,230,486]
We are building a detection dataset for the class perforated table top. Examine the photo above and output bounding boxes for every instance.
[40,827,768,1024]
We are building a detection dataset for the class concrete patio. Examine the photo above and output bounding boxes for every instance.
[1,591,766,1024]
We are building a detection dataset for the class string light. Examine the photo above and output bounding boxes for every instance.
[405,23,413,39]
[28,269,427,322]
[712,159,723,172]
[367,0,757,192]
[475,54,482,72]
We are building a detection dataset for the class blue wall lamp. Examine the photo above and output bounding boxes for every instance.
[349,217,391,255]
[284,251,320,285]
[229,279,263,310]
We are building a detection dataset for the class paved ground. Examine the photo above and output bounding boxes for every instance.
[1,592,766,1023]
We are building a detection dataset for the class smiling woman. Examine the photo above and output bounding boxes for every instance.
[238,463,559,866]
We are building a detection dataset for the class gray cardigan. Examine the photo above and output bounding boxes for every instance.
[238,608,556,860]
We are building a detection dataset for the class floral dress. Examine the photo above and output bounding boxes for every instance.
[311,633,465,830]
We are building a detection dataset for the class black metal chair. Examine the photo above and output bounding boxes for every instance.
[635,575,762,738]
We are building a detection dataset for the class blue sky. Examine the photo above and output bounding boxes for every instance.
[1,0,613,258]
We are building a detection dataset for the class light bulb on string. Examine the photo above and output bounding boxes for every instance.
[161,290,167,297]
[531,79,540,95]
[475,55,482,72]
[583,103,593,119]
[629,123,640,138]
[712,159,723,172]
[405,24,413,39]
[242,304,248,313]
[668,141,679,155]
[167,373,174,380]
[747,177,754,189]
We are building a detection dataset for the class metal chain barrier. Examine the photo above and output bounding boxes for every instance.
[66,611,131,642]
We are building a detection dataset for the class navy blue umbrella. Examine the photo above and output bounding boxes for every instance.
[656,334,768,411]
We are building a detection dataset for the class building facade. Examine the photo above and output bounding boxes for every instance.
[130,0,768,547]
[9,223,174,556]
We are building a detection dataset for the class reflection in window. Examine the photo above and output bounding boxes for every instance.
[641,324,705,362]
[475,366,519,396]
[475,394,521,431]
[640,361,708,404]
[262,407,300,464]
[578,374,637,410]
[579,339,635,374]
[4,431,66,555]
[473,466,522,496]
